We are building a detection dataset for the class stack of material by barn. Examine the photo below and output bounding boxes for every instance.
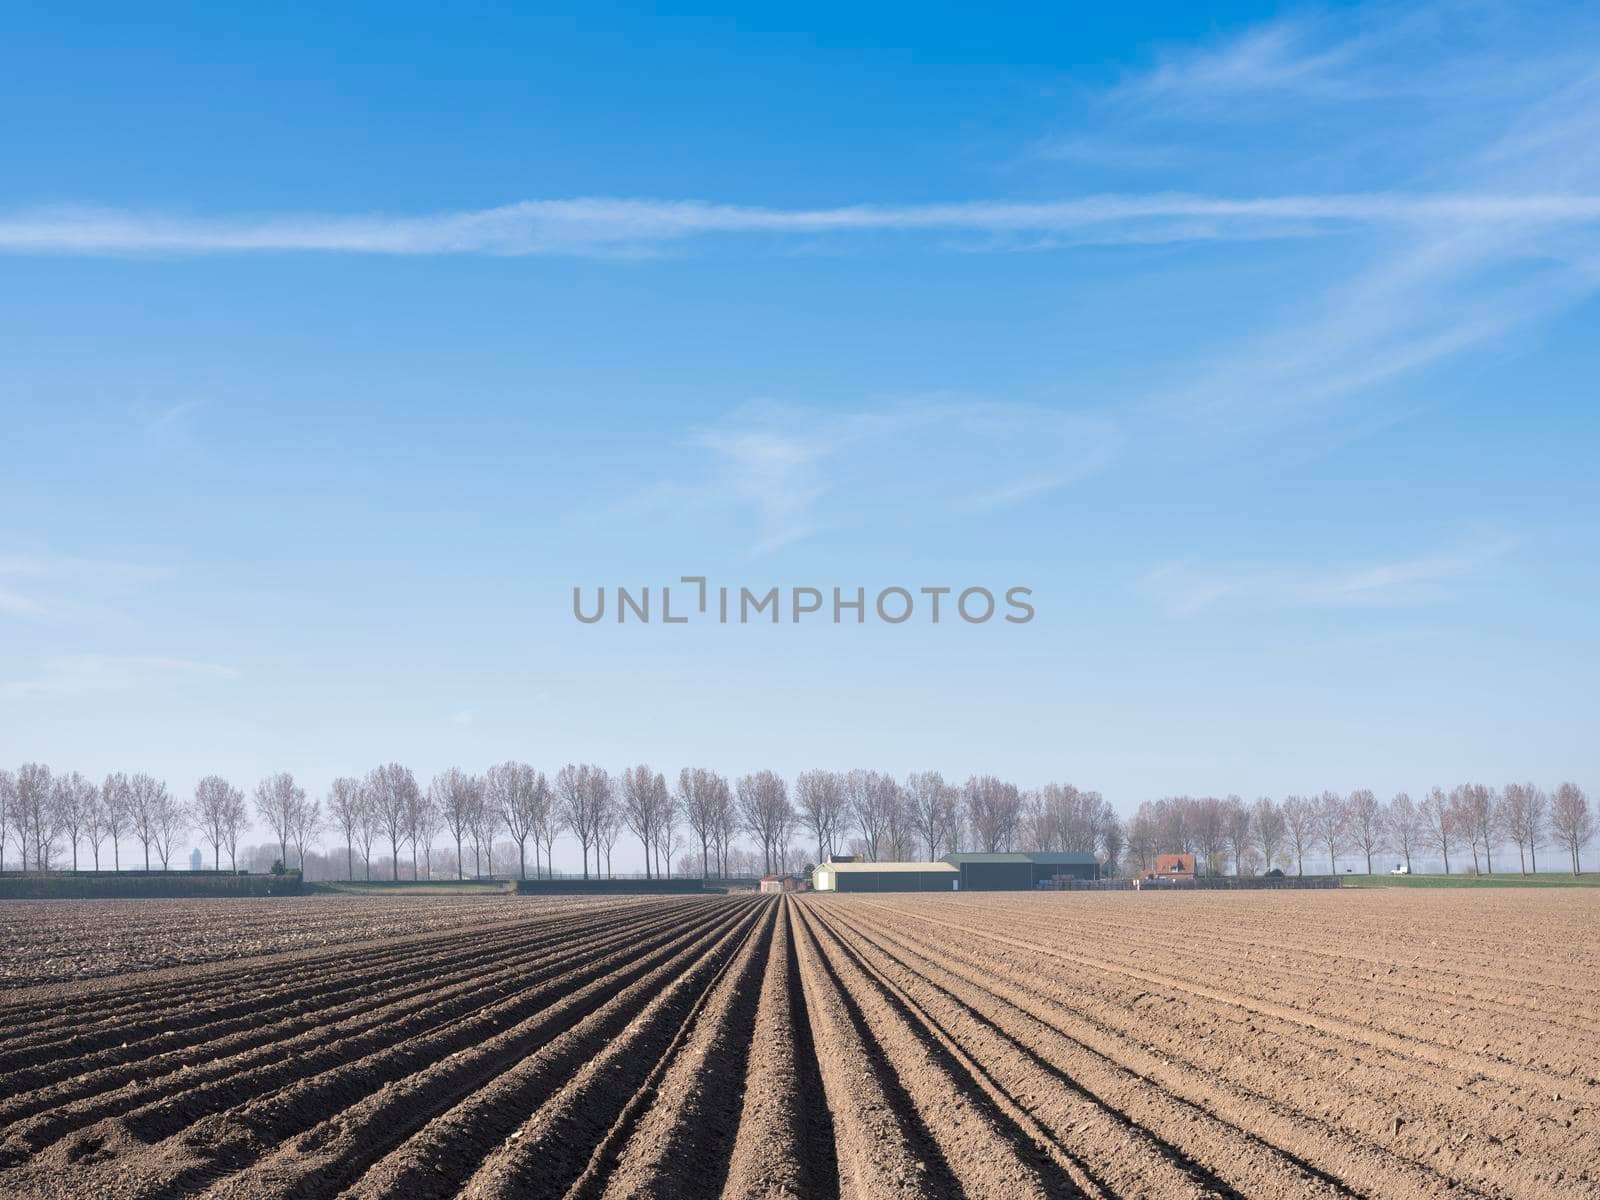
[1144,852,1198,883]
[811,861,960,892]
[758,875,801,894]
[941,851,1100,890]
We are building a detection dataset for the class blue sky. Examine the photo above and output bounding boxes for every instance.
[3,2,1598,867]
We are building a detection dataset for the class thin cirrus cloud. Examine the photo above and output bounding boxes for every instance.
[1,193,1598,258]
[1143,531,1519,617]
[0,553,173,624]
[679,399,1121,553]
[1064,7,1600,441]
[0,655,238,700]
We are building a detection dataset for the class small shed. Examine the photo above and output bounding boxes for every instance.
[812,861,960,893]
[759,875,800,894]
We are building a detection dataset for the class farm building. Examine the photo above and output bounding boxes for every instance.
[941,851,1100,890]
[811,861,960,892]
[759,875,801,894]
[1146,852,1198,882]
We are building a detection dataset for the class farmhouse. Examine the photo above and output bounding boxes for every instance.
[942,851,1100,890]
[811,861,960,892]
[1146,852,1198,882]
[759,875,801,894]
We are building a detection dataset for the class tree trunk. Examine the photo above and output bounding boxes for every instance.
[455,834,463,880]
[519,841,527,880]
[144,842,150,872]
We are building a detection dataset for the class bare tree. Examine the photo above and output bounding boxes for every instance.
[678,767,715,876]
[470,779,498,879]
[533,780,562,879]
[557,764,611,879]
[482,762,533,879]
[1387,791,1422,873]
[1127,803,1158,876]
[150,786,187,870]
[101,772,130,871]
[327,776,366,880]
[127,772,167,872]
[879,776,911,861]
[0,769,13,871]
[597,791,623,877]
[1500,782,1542,876]
[843,770,888,861]
[430,768,478,879]
[190,775,244,871]
[963,775,1022,854]
[53,772,95,871]
[1191,796,1228,875]
[651,776,678,877]
[365,763,418,881]
[17,763,56,871]
[353,787,380,880]
[411,785,443,878]
[291,795,324,871]
[903,770,955,860]
[1311,790,1348,874]
[1550,782,1593,876]
[1252,796,1285,871]
[1346,788,1385,875]
[794,769,844,863]
[82,778,110,870]
[620,764,661,878]
[737,770,791,875]
[1281,795,1314,876]
[1420,786,1455,874]
[1223,795,1254,875]
[1450,783,1497,874]
[710,773,737,878]
[1098,807,1125,876]
[253,771,304,869]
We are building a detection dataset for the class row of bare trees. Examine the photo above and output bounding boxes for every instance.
[0,765,195,873]
[1127,783,1595,877]
[7,761,1591,879]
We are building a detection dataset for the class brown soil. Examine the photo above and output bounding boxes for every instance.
[1,889,1595,1198]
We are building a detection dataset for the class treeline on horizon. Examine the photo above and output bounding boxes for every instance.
[2,763,1595,880]
[1130,785,1596,878]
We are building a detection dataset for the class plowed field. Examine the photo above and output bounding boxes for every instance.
[1,889,1595,1198]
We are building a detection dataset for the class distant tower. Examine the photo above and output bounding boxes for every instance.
[189,847,203,871]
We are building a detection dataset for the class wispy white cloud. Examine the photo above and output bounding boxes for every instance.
[0,193,1597,258]
[668,398,1121,553]
[0,553,173,623]
[1067,5,1600,439]
[0,655,238,699]
[1144,530,1518,617]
